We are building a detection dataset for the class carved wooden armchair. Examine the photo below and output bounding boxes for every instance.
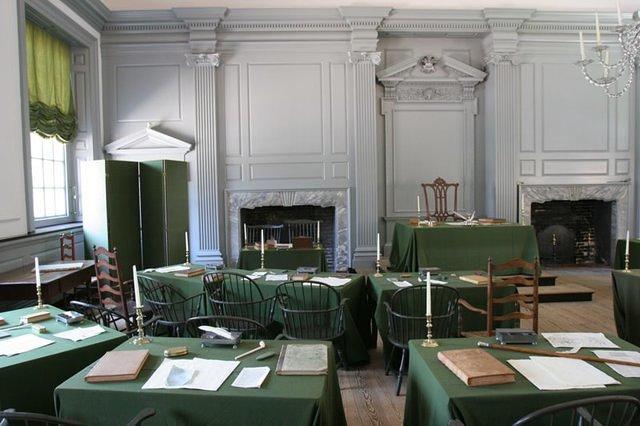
[421,177,459,222]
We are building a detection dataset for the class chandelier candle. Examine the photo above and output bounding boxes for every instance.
[579,31,586,60]
[595,13,601,45]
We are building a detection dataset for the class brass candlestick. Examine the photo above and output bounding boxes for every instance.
[260,250,266,270]
[132,306,151,345]
[34,285,45,310]
[625,253,631,272]
[184,248,190,265]
[374,258,383,277]
[421,314,439,347]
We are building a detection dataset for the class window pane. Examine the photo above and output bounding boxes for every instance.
[53,142,64,161]
[31,159,43,189]
[54,188,67,216]
[31,135,42,158]
[42,160,54,188]
[33,189,45,219]
[54,162,65,188]
[44,189,56,217]
[41,138,53,160]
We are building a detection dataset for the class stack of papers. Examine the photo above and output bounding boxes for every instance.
[246,271,268,280]
[542,333,619,349]
[54,325,106,342]
[156,265,191,273]
[387,278,412,288]
[593,350,640,378]
[0,334,54,356]
[232,367,270,388]
[265,274,289,281]
[508,356,620,390]
[310,277,351,287]
[142,358,239,391]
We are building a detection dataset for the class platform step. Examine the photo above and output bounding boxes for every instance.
[518,283,594,303]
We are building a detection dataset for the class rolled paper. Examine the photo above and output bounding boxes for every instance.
[34,257,41,291]
[261,230,265,255]
[376,233,381,262]
[626,230,630,256]
[426,272,432,317]
[185,231,189,253]
[579,31,586,60]
[133,265,142,308]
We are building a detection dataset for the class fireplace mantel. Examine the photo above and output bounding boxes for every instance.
[519,182,630,240]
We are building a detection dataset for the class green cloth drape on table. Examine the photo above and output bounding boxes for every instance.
[389,222,539,272]
[26,21,76,143]
[403,336,640,426]
[0,306,127,415]
[368,272,517,366]
[55,338,346,426]
[139,268,371,365]
[613,239,640,269]
[611,269,640,346]
[237,248,328,271]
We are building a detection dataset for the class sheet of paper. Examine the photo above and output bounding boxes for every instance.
[39,262,84,272]
[232,367,270,388]
[542,332,619,349]
[508,357,613,391]
[54,325,105,342]
[246,271,268,280]
[142,358,239,391]
[156,265,191,273]
[529,356,619,387]
[393,280,413,288]
[431,279,447,284]
[593,350,640,378]
[265,274,289,281]
[310,276,351,287]
[0,334,54,356]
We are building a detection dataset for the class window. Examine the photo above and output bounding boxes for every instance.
[30,132,71,225]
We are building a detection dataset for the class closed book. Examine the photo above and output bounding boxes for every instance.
[174,267,206,278]
[459,275,489,285]
[276,344,328,376]
[437,348,515,387]
[85,350,149,383]
[478,218,507,224]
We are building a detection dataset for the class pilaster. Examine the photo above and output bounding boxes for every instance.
[341,7,390,269]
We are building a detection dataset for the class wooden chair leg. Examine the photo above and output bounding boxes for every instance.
[385,346,396,376]
[395,348,407,396]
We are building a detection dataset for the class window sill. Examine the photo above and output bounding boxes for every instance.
[0,222,82,244]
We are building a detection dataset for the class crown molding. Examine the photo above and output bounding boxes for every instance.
[59,0,110,31]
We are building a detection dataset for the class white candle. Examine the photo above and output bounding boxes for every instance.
[243,223,248,244]
[426,271,432,317]
[579,31,586,60]
[595,13,601,45]
[626,230,630,255]
[184,231,189,253]
[376,233,381,262]
[34,257,41,292]
[133,265,142,308]
[317,220,321,243]
[261,230,265,255]
[417,195,421,217]
[617,0,622,25]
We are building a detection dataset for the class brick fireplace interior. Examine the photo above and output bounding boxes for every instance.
[240,205,336,270]
[531,200,613,266]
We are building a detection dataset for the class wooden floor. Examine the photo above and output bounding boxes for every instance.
[338,268,616,426]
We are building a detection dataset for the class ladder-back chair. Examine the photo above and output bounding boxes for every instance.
[93,246,133,321]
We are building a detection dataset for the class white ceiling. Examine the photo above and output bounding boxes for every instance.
[102,0,640,12]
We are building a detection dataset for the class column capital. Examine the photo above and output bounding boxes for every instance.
[185,52,221,67]
[348,51,382,65]
[482,8,534,62]
[340,7,391,52]
[173,7,227,53]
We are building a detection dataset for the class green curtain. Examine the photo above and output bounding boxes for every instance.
[25,21,77,143]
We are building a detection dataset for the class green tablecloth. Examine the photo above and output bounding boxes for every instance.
[612,269,640,346]
[237,248,327,271]
[55,337,346,426]
[404,336,640,426]
[368,272,517,365]
[389,222,539,272]
[613,239,640,269]
[0,306,127,415]
[139,268,371,365]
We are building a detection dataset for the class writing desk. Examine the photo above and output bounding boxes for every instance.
[55,338,346,426]
[0,260,94,303]
[612,269,640,346]
[140,267,371,366]
[0,306,126,415]
[237,247,327,271]
[389,222,539,272]
[404,336,640,426]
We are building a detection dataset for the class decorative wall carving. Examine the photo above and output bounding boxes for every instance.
[104,123,193,161]
[226,189,350,270]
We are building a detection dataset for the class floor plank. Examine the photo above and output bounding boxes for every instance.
[338,268,616,425]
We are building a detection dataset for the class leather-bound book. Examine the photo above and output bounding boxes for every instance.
[85,350,149,383]
[437,348,515,387]
[174,267,206,278]
[459,275,489,285]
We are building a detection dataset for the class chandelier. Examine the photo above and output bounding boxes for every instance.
[576,4,639,98]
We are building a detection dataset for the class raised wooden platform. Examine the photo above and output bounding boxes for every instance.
[518,282,594,302]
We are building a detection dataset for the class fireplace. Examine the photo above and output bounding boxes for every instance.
[531,200,612,266]
[241,205,336,270]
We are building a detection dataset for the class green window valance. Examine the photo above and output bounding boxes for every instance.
[26,21,77,143]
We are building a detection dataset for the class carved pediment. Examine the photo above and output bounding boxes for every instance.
[104,123,193,161]
[377,55,486,102]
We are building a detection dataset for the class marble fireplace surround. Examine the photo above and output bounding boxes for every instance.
[520,182,630,244]
[226,189,350,270]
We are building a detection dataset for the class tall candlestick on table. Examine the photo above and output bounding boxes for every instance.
[317,220,321,247]
[625,230,631,271]
[422,270,438,347]
[131,265,151,345]
[417,195,421,219]
[260,229,265,269]
[243,223,248,247]
[374,233,382,277]
[426,272,431,316]
[184,231,190,264]
[133,265,142,308]
[34,257,44,310]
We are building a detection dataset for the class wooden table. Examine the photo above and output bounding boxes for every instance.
[0,260,94,303]
[237,247,327,271]
[611,269,640,346]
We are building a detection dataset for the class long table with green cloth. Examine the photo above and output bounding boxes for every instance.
[237,248,327,271]
[55,337,346,426]
[611,269,640,346]
[368,272,517,365]
[389,222,539,272]
[404,335,640,426]
[613,238,640,269]
[139,267,371,365]
[0,306,127,415]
